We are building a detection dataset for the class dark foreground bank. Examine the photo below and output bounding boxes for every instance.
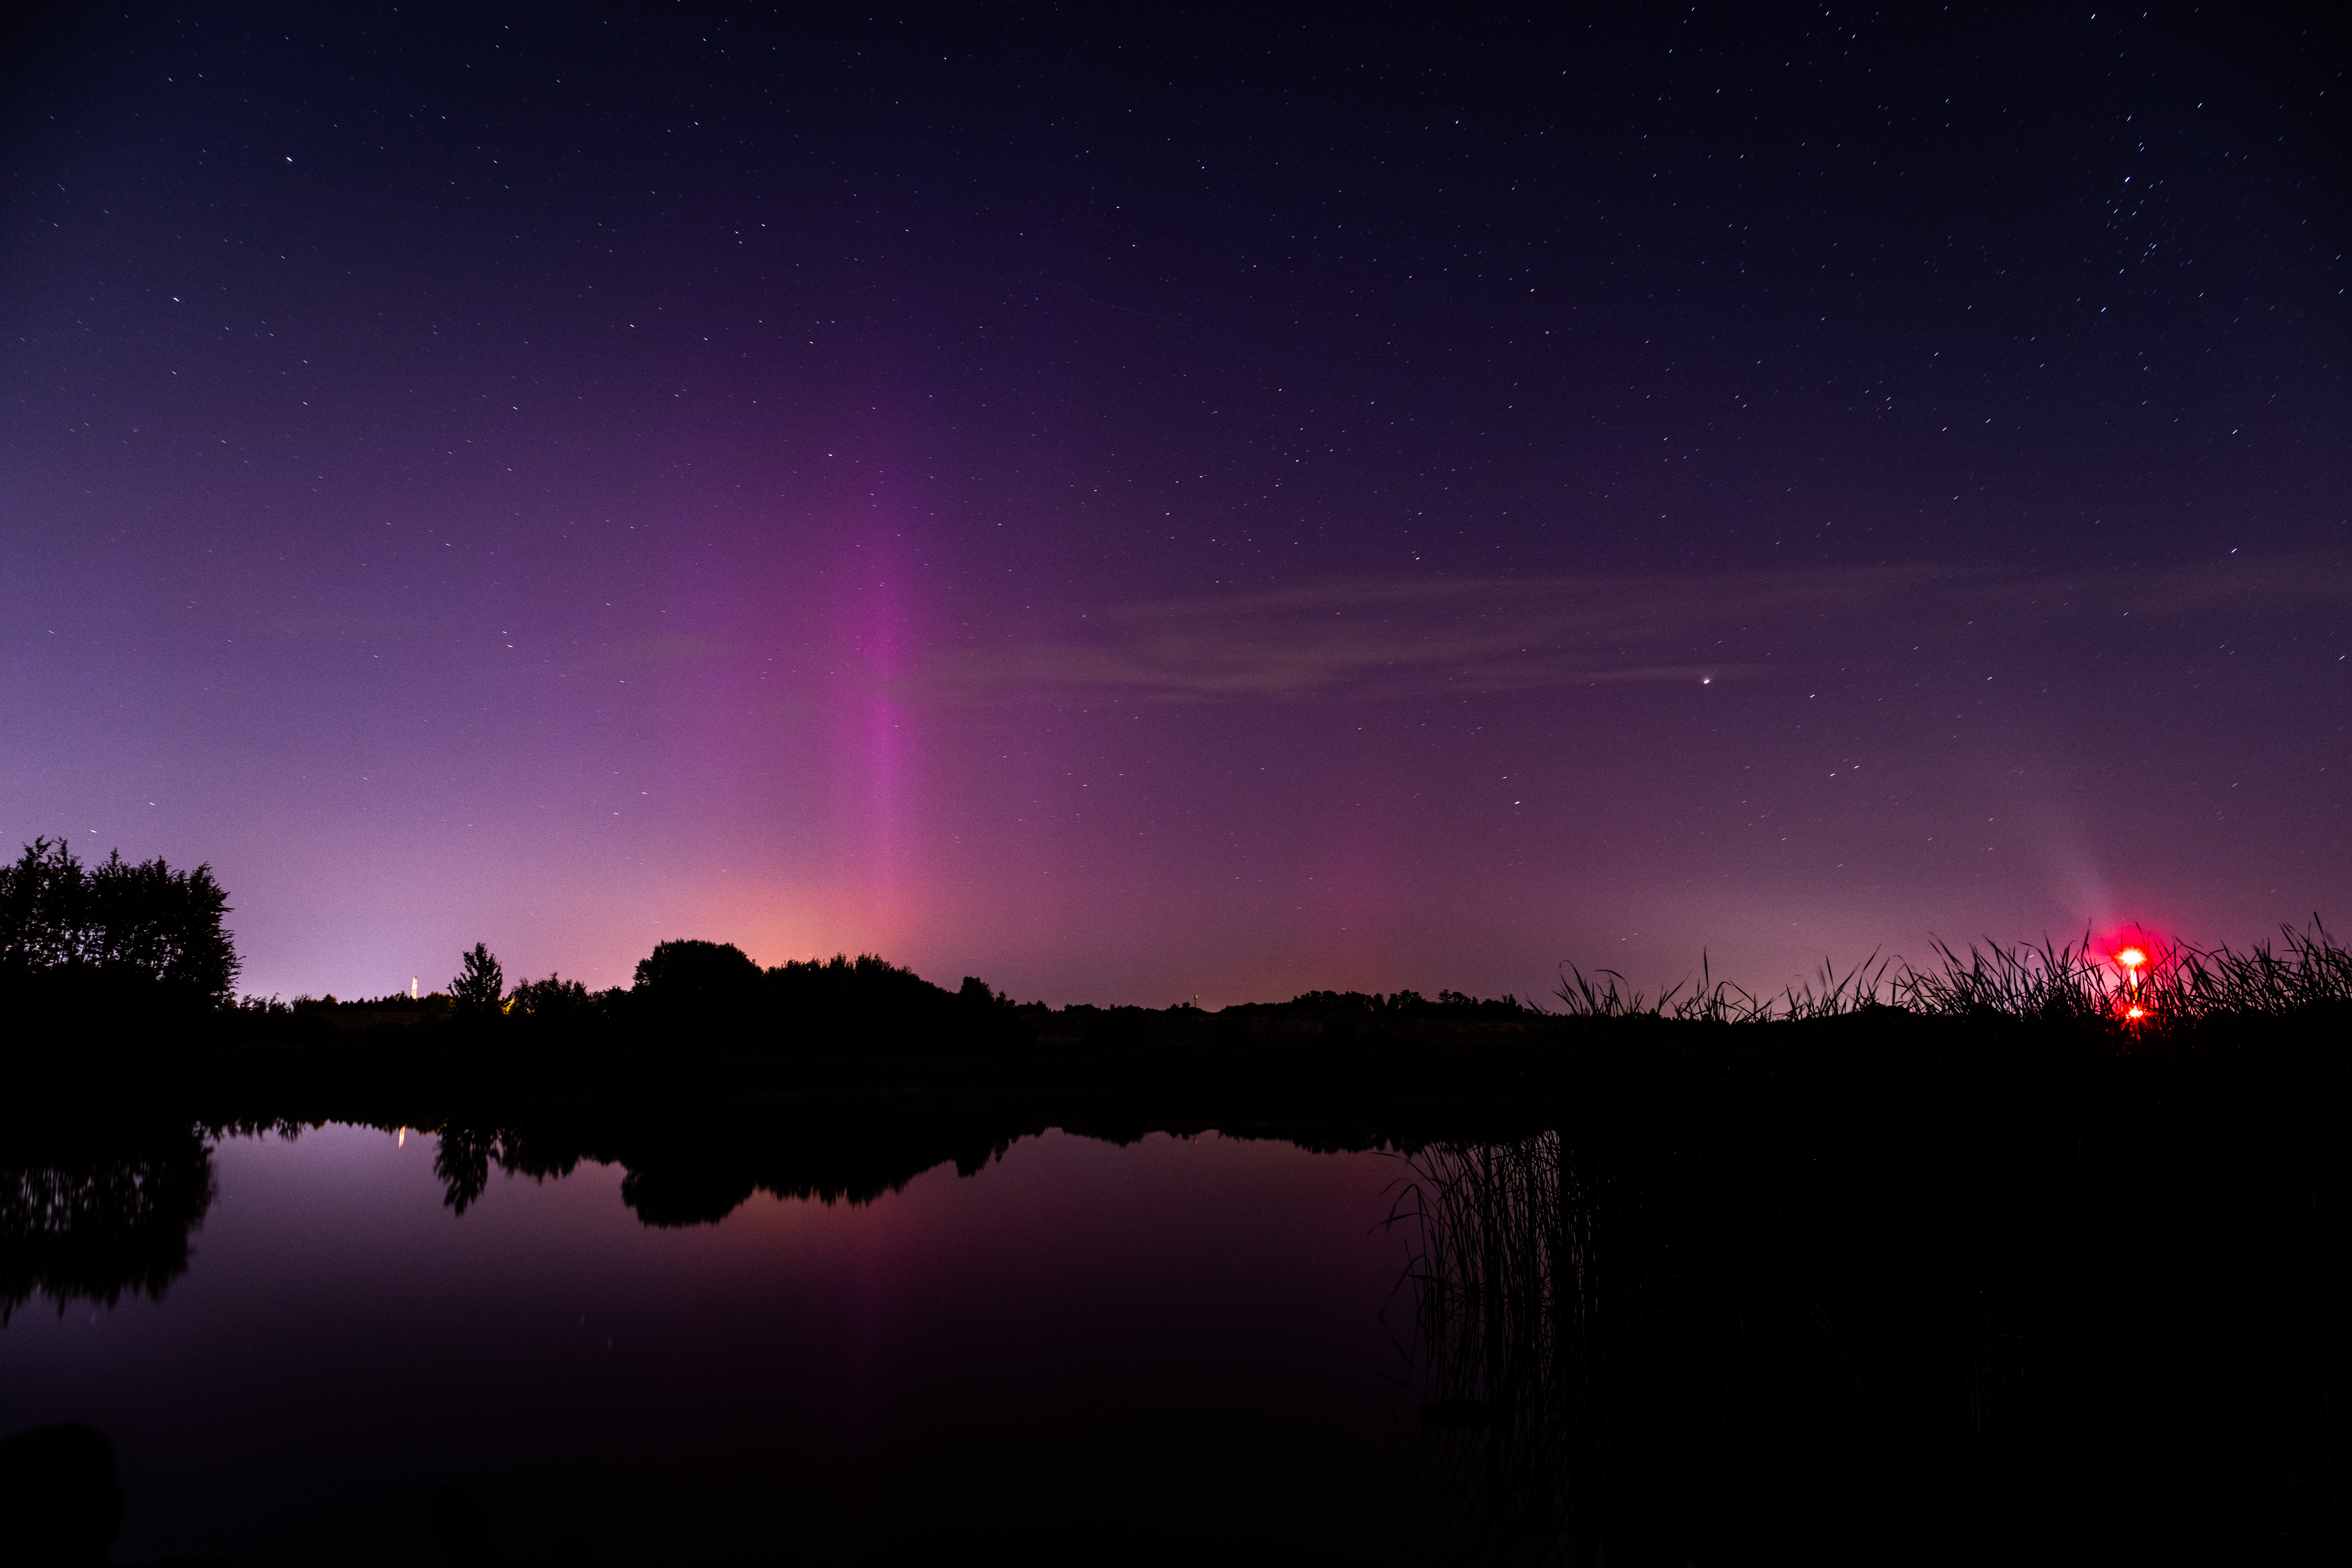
[8,997,2348,1564]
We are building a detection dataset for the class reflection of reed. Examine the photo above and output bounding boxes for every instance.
[0,1125,217,1321]
[1390,1018,2352,1562]
[1390,1133,1590,1567]
[1391,1125,2085,1563]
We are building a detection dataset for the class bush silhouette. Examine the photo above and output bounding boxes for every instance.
[507,973,601,1037]
[0,838,239,1033]
[633,939,765,1034]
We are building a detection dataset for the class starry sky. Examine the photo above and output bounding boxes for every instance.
[4,5,2345,1006]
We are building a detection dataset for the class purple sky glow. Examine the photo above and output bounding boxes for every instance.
[4,5,2345,1005]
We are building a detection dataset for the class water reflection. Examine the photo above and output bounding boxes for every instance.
[1,1123,216,1321]
[417,1100,1410,1225]
[1391,1125,2053,1563]
[7,1114,1429,1565]
[7,1094,2342,1562]
[426,1110,1045,1224]
[1390,1134,1586,1566]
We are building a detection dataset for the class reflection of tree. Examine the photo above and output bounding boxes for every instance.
[432,1125,582,1216]
[427,1112,1053,1226]
[0,1125,217,1321]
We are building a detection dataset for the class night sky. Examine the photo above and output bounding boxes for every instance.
[5,5,2344,1006]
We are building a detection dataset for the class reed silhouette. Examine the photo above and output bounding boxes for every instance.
[1549,915,2352,1028]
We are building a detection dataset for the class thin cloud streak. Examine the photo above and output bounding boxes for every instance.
[2019,552,2352,617]
[933,555,2349,703]
[935,566,1945,702]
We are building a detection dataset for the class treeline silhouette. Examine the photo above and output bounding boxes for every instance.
[283,937,1038,1054]
[260,937,1546,1061]
[10,835,2350,1092]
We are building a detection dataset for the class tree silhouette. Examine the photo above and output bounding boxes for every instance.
[0,839,239,1026]
[451,943,505,1019]
[85,849,237,1007]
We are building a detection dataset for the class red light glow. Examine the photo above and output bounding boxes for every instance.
[2116,946,2147,971]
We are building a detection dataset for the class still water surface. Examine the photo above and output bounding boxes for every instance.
[3,1124,1442,1565]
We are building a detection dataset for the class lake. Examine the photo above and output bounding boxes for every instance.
[3,1121,1454,1565]
[6,1052,2344,1564]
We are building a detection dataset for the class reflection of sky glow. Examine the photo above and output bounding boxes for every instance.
[0,1125,1427,1563]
